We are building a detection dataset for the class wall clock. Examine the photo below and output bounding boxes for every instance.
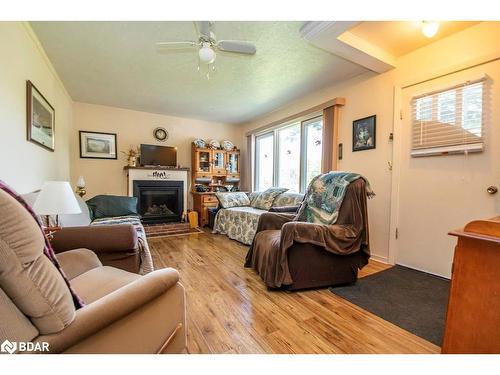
[153,127,169,142]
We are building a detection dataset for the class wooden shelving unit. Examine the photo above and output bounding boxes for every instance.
[190,144,240,226]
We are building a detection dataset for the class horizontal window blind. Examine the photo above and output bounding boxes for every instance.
[411,77,486,156]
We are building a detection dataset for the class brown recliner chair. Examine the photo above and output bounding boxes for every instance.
[245,178,370,290]
[0,188,186,354]
[51,225,141,274]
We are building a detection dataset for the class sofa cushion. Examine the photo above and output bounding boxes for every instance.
[251,187,288,210]
[59,195,92,227]
[86,195,138,220]
[215,192,250,208]
[70,266,141,304]
[0,189,76,334]
[272,192,304,207]
[212,206,267,245]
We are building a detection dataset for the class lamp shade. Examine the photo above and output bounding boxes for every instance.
[33,181,82,215]
[76,175,85,188]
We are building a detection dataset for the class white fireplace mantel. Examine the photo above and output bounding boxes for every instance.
[125,167,190,214]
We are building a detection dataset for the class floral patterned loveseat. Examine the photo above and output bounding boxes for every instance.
[212,190,304,245]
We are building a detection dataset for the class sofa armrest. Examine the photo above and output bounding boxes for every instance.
[34,268,180,353]
[51,225,138,254]
[280,221,362,254]
[269,205,300,213]
[256,212,295,232]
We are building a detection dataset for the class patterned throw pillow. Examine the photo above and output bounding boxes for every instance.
[215,192,251,209]
[251,187,289,210]
[271,192,305,207]
[247,191,260,206]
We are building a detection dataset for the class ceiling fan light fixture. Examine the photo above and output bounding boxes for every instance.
[421,21,440,38]
[199,42,216,64]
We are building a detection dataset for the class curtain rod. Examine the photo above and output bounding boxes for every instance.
[245,97,345,137]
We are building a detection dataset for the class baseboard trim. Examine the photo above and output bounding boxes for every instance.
[395,261,451,280]
[370,254,389,264]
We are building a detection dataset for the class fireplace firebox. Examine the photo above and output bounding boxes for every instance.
[133,180,184,224]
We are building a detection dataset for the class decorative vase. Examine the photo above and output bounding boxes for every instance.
[128,156,137,167]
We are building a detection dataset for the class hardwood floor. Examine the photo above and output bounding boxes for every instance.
[148,231,440,354]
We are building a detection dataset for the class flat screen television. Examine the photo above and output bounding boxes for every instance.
[140,144,177,167]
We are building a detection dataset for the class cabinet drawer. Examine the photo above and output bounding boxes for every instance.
[203,195,218,203]
[204,202,218,208]
[195,173,212,179]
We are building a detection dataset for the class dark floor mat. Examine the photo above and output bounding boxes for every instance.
[330,265,450,346]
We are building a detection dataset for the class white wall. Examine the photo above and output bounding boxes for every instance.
[0,22,73,193]
[71,102,241,205]
[238,22,500,263]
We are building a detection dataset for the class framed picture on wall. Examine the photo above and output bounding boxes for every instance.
[26,80,55,151]
[352,115,376,152]
[79,131,117,159]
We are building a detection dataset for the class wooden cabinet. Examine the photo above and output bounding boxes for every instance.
[227,151,240,175]
[443,217,500,353]
[192,193,218,227]
[191,144,241,226]
[212,150,226,174]
[193,148,213,174]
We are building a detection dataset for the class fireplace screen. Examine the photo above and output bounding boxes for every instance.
[133,180,183,224]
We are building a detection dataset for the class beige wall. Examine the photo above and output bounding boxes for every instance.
[0,22,73,193]
[238,22,500,263]
[71,102,241,206]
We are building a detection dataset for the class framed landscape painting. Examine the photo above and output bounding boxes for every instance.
[352,115,376,152]
[79,131,117,159]
[27,80,55,151]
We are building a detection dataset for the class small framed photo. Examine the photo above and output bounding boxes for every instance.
[353,115,376,152]
[79,131,117,159]
[27,80,55,151]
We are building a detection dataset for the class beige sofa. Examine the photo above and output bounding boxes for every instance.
[0,189,186,354]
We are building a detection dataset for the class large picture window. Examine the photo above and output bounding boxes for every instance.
[277,123,301,192]
[255,132,274,192]
[254,115,323,193]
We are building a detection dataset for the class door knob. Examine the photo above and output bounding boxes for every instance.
[487,186,498,195]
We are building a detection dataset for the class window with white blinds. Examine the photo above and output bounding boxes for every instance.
[411,77,486,157]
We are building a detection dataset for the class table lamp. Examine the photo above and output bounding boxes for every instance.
[33,181,82,228]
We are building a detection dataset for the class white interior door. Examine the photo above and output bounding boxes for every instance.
[394,60,500,278]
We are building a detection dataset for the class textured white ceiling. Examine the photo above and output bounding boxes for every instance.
[30,21,367,124]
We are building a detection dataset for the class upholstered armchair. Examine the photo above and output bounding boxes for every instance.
[245,178,370,290]
[0,188,186,354]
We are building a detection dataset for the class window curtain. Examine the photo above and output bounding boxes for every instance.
[246,134,254,191]
[321,105,335,173]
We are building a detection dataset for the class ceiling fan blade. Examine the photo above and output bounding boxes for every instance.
[216,40,256,55]
[156,41,198,51]
[195,21,211,38]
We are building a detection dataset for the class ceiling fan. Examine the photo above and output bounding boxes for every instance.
[156,21,257,69]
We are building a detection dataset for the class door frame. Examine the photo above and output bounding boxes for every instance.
[388,56,500,267]
[388,85,402,265]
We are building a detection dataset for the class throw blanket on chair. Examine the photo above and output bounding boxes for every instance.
[296,171,375,225]
[91,216,154,275]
